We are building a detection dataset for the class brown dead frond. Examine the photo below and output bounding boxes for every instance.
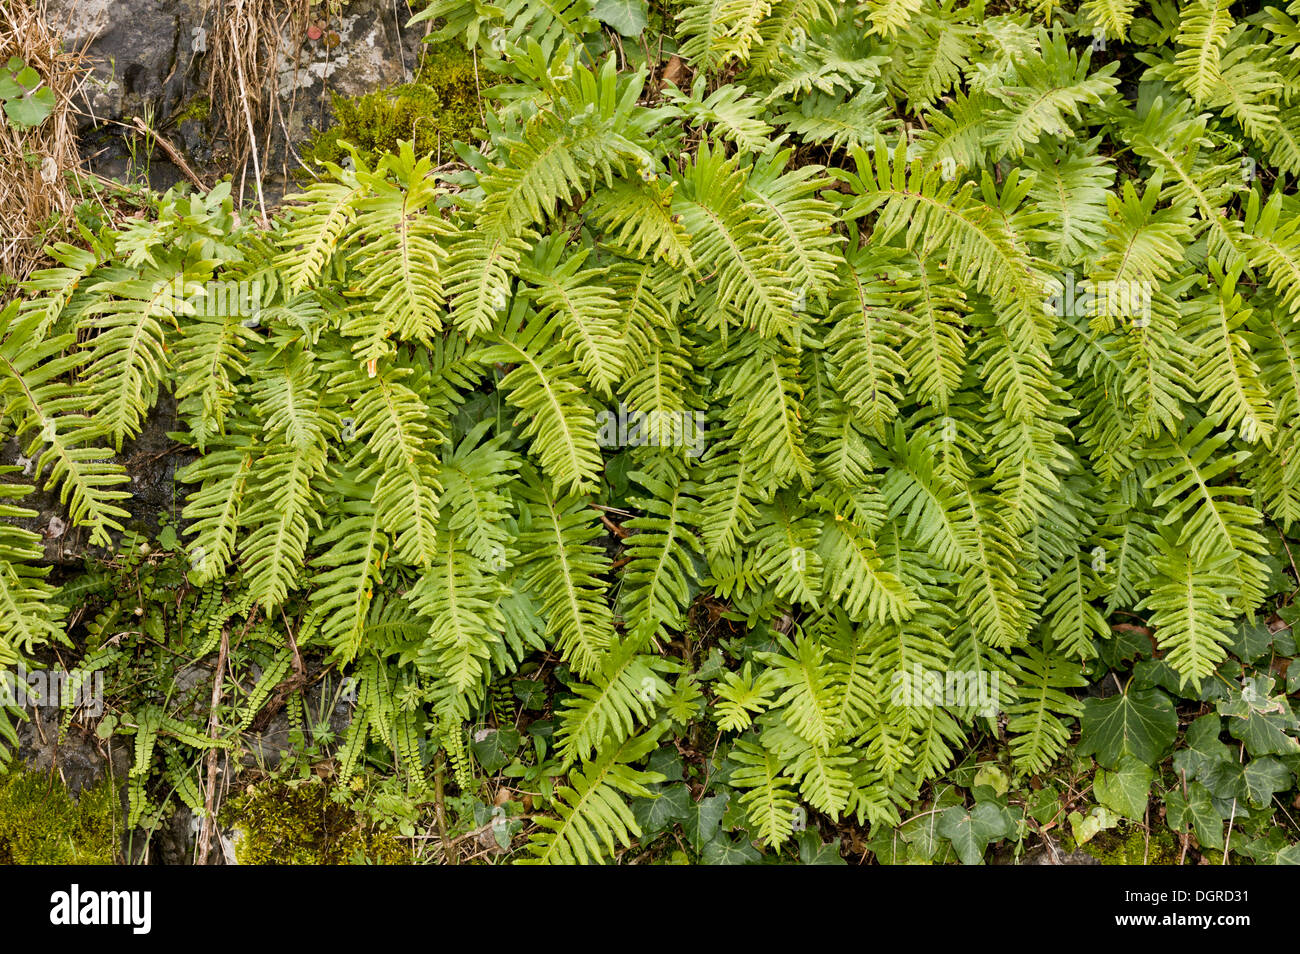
[0,0,89,286]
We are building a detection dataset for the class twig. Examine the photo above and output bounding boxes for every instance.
[130,117,207,190]
[233,0,268,225]
[195,624,230,865]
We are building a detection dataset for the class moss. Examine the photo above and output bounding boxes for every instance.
[1075,822,1181,865]
[300,40,482,172]
[172,95,212,125]
[223,779,408,865]
[0,769,119,864]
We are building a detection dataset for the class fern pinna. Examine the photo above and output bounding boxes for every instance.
[5,1,1300,862]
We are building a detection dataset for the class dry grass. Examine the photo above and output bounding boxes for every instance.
[0,0,88,285]
[206,0,310,220]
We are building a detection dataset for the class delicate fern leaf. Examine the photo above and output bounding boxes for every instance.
[1023,141,1114,267]
[1244,188,1300,320]
[344,143,452,361]
[438,420,519,565]
[0,307,130,547]
[1140,417,1270,611]
[239,443,324,610]
[1039,552,1108,661]
[885,13,973,112]
[842,137,1050,352]
[276,163,366,295]
[816,508,919,625]
[516,475,616,677]
[555,640,675,765]
[982,32,1119,161]
[743,150,842,309]
[1185,265,1275,445]
[521,729,665,865]
[80,270,184,450]
[618,473,704,644]
[776,87,892,153]
[179,440,254,583]
[408,526,504,715]
[19,241,103,340]
[0,478,66,663]
[677,0,770,71]
[584,177,693,266]
[673,143,798,339]
[713,662,777,732]
[444,226,531,338]
[863,0,923,38]
[821,246,904,441]
[764,722,854,815]
[1005,646,1085,774]
[757,631,841,749]
[895,252,970,413]
[699,439,762,556]
[479,317,603,495]
[1174,0,1235,102]
[336,359,444,567]
[729,734,801,847]
[663,77,775,155]
[520,237,626,394]
[1079,0,1138,40]
[477,59,648,236]
[312,480,390,665]
[1138,535,1238,689]
[717,334,815,492]
[173,288,258,452]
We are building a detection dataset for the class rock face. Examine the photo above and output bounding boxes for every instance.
[1,392,192,565]
[45,0,426,202]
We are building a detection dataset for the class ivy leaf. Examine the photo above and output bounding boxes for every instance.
[682,792,728,850]
[632,781,693,835]
[1216,676,1300,757]
[795,829,847,864]
[701,833,762,864]
[1228,619,1284,663]
[1068,805,1120,845]
[1278,844,1300,864]
[2,84,54,128]
[470,726,521,773]
[1079,686,1178,768]
[1094,755,1154,820]
[1165,782,1223,848]
[937,802,1013,864]
[590,0,648,36]
[1172,714,1233,781]
[1242,757,1292,808]
[973,763,1010,797]
[513,678,547,711]
[1200,758,1248,801]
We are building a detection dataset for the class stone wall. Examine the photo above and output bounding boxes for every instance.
[47,0,426,202]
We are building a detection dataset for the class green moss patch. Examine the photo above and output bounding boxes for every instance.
[0,770,119,864]
[301,41,482,171]
[223,779,408,865]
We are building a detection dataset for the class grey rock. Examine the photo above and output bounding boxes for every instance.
[44,0,425,204]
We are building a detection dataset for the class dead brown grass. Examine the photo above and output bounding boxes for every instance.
[0,0,88,285]
[206,0,310,221]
